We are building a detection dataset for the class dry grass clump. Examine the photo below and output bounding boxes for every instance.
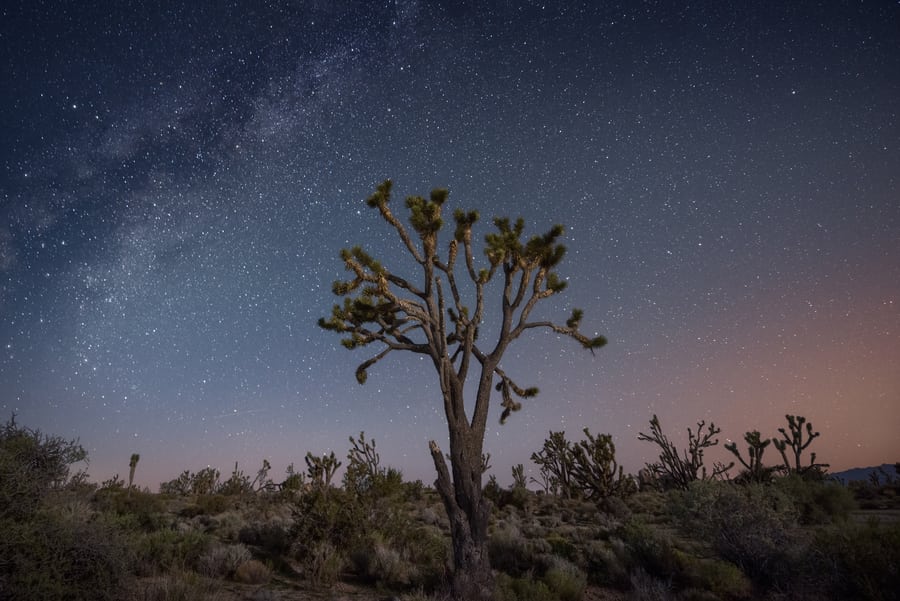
[234,559,272,584]
[197,542,251,578]
[129,570,222,601]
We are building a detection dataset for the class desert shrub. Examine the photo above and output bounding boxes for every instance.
[583,540,629,587]
[134,529,213,575]
[615,520,680,582]
[194,493,231,515]
[488,523,533,576]
[0,507,133,601]
[672,480,798,591]
[625,490,668,522]
[95,488,168,532]
[542,557,587,601]
[399,526,450,591]
[811,519,900,601]
[234,559,272,584]
[131,569,222,601]
[355,542,412,588]
[0,416,88,521]
[402,478,426,501]
[238,521,292,555]
[292,487,366,560]
[673,551,751,599]
[543,531,580,563]
[304,540,345,585]
[772,474,856,524]
[493,573,555,601]
[496,483,531,511]
[628,567,676,601]
[599,494,632,520]
[197,542,251,578]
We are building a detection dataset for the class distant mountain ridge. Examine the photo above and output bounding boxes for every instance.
[830,463,898,485]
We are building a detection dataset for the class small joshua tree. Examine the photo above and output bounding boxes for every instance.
[570,428,635,500]
[251,458,273,492]
[127,453,140,498]
[511,463,527,490]
[281,463,306,494]
[343,431,384,497]
[772,414,828,477]
[531,429,633,500]
[725,430,775,483]
[191,467,220,496]
[305,451,341,490]
[638,414,732,490]
[219,462,253,495]
[530,431,577,498]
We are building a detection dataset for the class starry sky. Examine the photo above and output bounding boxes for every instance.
[2,1,898,490]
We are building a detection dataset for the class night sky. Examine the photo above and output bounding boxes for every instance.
[2,1,898,490]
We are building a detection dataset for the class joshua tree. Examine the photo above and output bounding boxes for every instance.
[530,430,576,498]
[127,453,140,498]
[531,429,632,500]
[725,430,775,483]
[343,431,383,496]
[305,451,341,490]
[319,180,606,599]
[772,414,828,477]
[511,463,527,490]
[638,414,732,490]
[569,428,634,500]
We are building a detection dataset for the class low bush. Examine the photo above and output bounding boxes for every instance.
[812,519,900,601]
[488,523,533,576]
[0,508,133,601]
[493,573,555,601]
[671,480,798,590]
[674,552,751,599]
[542,557,587,601]
[134,529,213,575]
[234,559,272,584]
[130,569,222,601]
[303,540,345,585]
[772,474,856,524]
[197,542,251,578]
[615,519,680,582]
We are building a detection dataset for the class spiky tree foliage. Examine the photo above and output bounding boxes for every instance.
[251,458,273,492]
[343,431,386,497]
[530,430,577,498]
[725,430,776,483]
[319,180,606,599]
[127,453,140,498]
[191,467,220,496]
[772,414,829,477]
[570,428,635,500]
[638,415,733,490]
[511,463,527,490]
[531,429,633,500]
[305,451,341,490]
[219,461,253,495]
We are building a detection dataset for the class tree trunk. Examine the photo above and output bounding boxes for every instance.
[429,440,494,600]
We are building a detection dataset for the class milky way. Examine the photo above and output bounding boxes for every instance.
[2,1,898,488]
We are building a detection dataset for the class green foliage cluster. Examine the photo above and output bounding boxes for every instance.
[812,519,900,601]
[0,416,131,600]
[530,428,635,501]
[305,450,341,489]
